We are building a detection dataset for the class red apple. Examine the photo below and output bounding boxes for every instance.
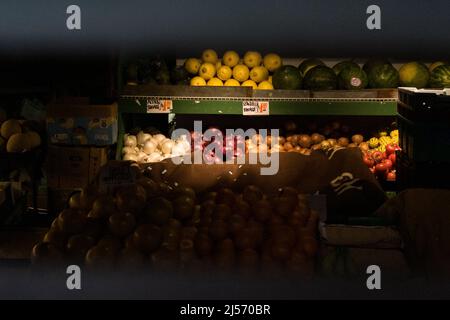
[372,151,384,163]
[383,159,393,170]
[385,144,396,155]
[386,171,396,181]
[389,153,396,166]
[375,162,388,173]
[363,155,374,167]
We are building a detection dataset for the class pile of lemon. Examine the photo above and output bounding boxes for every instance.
[185,49,282,90]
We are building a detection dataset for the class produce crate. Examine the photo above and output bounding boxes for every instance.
[397,152,450,190]
[397,88,450,162]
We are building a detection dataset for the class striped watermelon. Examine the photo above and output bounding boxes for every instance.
[429,65,450,88]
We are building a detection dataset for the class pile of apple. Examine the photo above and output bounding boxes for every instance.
[360,130,400,182]
[362,143,400,182]
[31,168,319,276]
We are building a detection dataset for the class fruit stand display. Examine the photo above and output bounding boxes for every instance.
[3,49,448,282]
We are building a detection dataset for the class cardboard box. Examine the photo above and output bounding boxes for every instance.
[47,146,109,189]
[47,101,118,145]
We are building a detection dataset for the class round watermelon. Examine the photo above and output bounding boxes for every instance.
[272,65,302,90]
[338,66,368,90]
[429,65,450,88]
[333,61,360,75]
[367,64,399,88]
[303,66,338,90]
[363,58,391,74]
[429,61,448,73]
[298,58,325,77]
[399,62,429,88]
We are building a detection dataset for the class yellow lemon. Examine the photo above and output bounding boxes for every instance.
[258,81,274,90]
[243,51,262,68]
[241,80,258,89]
[268,76,273,84]
[250,66,269,83]
[199,62,216,80]
[263,53,282,72]
[184,58,201,75]
[217,65,233,81]
[224,79,240,87]
[190,76,206,86]
[222,51,240,67]
[207,77,223,86]
[215,61,222,71]
[202,49,218,64]
[232,64,250,82]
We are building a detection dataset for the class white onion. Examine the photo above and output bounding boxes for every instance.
[147,152,162,163]
[177,135,191,153]
[124,135,137,148]
[161,139,174,154]
[137,132,152,146]
[142,139,157,155]
[122,146,135,155]
[137,151,148,163]
[153,134,166,144]
[171,142,186,156]
[123,153,138,162]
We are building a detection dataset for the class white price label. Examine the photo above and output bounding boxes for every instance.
[146,99,173,113]
[242,101,269,116]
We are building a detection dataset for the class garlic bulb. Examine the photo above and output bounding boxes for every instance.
[161,139,174,154]
[143,139,157,155]
[124,135,137,148]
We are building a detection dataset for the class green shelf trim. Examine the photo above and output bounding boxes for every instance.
[119,98,397,116]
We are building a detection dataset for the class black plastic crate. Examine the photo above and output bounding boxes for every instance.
[397,152,450,190]
[398,88,450,121]
[397,88,450,163]
[398,114,450,162]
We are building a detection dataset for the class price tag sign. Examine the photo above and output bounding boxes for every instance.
[242,101,270,116]
[146,99,173,113]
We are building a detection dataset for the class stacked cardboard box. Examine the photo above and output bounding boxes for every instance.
[46,98,116,214]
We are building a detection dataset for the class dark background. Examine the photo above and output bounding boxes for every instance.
[0,0,449,58]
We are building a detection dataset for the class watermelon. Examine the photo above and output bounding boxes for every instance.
[170,65,190,84]
[303,66,338,90]
[399,62,429,88]
[333,61,360,75]
[298,58,325,77]
[363,58,391,74]
[338,66,368,90]
[272,65,302,90]
[429,61,448,72]
[367,64,399,88]
[429,65,450,88]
